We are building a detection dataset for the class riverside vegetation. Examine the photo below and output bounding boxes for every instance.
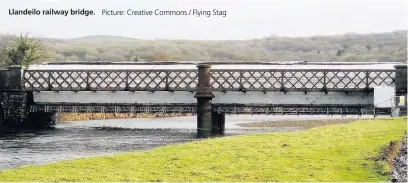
[0,117,405,182]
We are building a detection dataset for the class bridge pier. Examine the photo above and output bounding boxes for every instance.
[195,64,215,137]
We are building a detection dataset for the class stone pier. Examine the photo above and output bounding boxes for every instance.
[0,66,56,134]
[394,65,407,115]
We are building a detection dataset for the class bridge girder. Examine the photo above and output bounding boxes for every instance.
[28,103,387,116]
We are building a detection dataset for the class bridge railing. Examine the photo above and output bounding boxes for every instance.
[210,69,395,91]
[23,69,198,91]
[22,68,395,92]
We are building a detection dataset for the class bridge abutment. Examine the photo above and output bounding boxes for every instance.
[0,66,56,134]
[1,66,27,132]
[394,65,407,116]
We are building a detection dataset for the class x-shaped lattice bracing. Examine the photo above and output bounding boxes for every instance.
[24,71,50,89]
[50,71,88,89]
[327,71,366,89]
[168,71,198,89]
[282,71,325,89]
[326,71,364,89]
[368,71,395,87]
[88,71,127,89]
[211,71,241,89]
[241,71,279,89]
[128,71,167,89]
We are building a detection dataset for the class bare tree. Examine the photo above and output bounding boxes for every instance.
[0,33,53,67]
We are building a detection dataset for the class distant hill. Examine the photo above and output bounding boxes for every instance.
[1,30,407,65]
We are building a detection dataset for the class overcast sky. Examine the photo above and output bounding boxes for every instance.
[0,0,406,40]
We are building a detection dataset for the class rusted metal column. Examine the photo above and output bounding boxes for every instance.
[394,65,407,116]
[194,63,214,137]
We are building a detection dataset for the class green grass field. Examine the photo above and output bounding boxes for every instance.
[0,117,406,182]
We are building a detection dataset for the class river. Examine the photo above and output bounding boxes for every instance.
[0,114,377,170]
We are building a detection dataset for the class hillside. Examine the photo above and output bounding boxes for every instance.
[1,30,407,66]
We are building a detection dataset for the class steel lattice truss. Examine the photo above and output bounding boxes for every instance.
[23,70,198,91]
[23,69,395,91]
[29,103,388,115]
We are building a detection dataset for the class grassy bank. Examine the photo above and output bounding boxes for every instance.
[0,117,406,182]
[237,118,362,128]
[57,113,191,122]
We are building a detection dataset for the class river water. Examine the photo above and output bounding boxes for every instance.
[0,115,378,170]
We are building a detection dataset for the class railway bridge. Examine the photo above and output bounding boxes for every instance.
[0,61,407,136]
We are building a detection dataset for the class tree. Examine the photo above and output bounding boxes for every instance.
[0,33,52,67]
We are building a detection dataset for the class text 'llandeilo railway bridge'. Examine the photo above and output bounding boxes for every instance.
[0,61,407,136]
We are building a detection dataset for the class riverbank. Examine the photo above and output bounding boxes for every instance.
[0,117,405,182]
[392,135,407,182]
[57,113,191,122]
